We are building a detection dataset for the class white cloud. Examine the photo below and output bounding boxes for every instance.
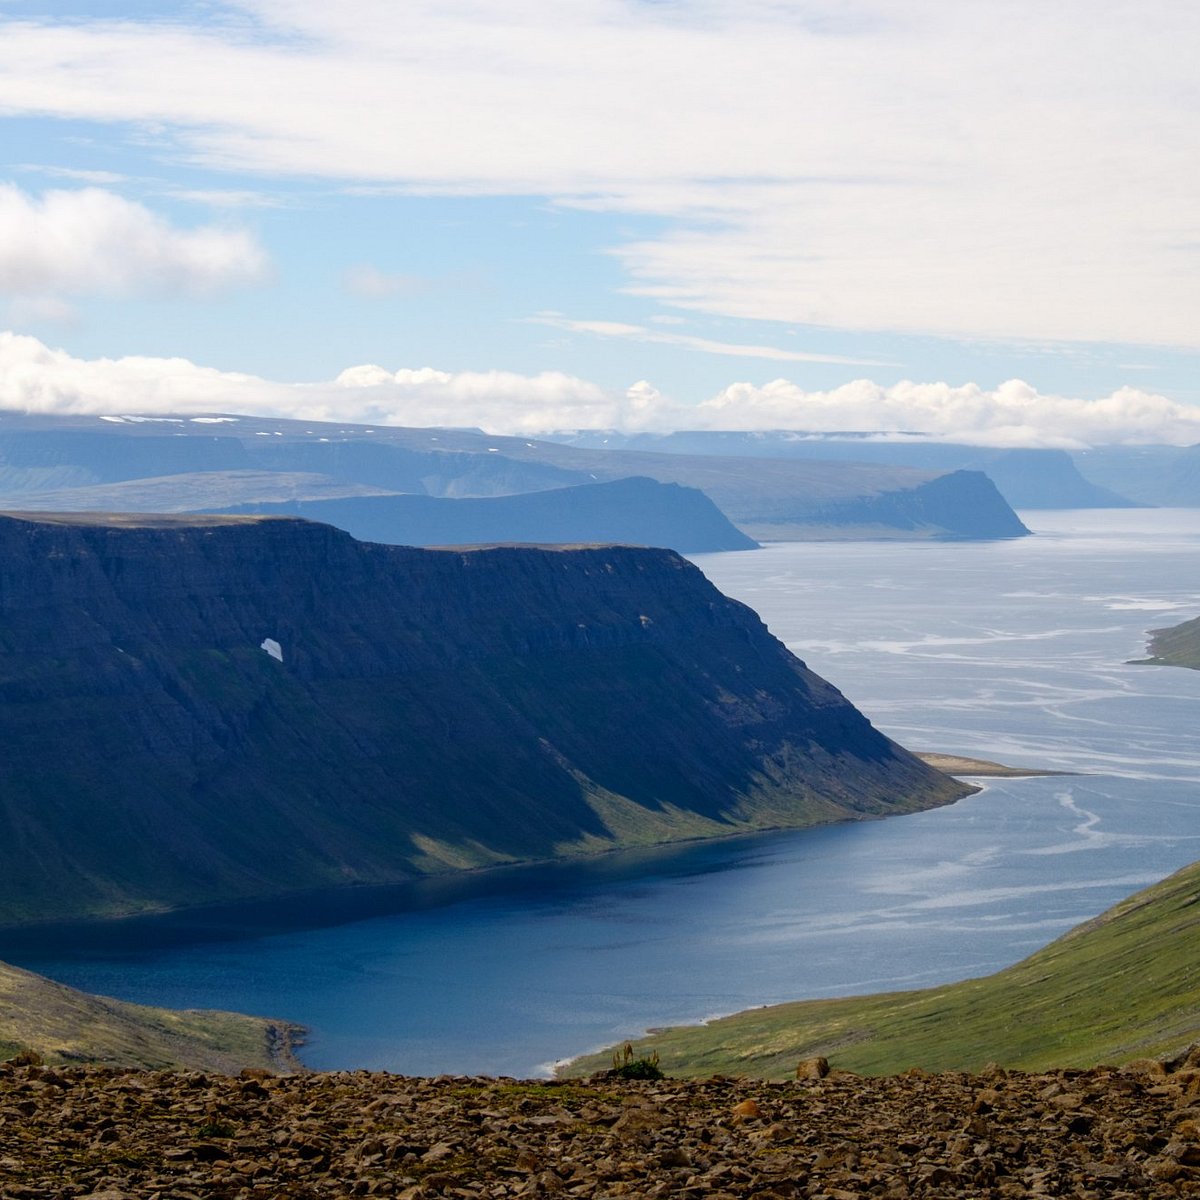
[691,379,1200,448]
[0,331,296,414]
[332,363,617,431]
[0,3,1195,348]
[528,313,893,366]
[342,264,429,299]
[166,188,283,209]
[3,331,1200,446]
[20,166,128,186]
[0,184,268,304]
[6,295,78,325]
[0,332,618,432]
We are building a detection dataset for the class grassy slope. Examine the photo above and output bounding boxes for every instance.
[0,960,300,1073]
[566,858,1200,1079]
[1143,615,1200,669]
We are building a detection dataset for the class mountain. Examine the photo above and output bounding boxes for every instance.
[0,512,969,926]
[0,474,757,554]
[567,856,1200,1079]
[0,959,298,1072]
[1074,445,1200,507]
[0,417,590,498]
[1140,614,1200,669]
[722,468,1029,541]
[215,476,757,553]
[404,437,1031,540]
[551,431,1138,510]
[0,411,1030,540]
[0,470,396,513]
[222,476,756,552]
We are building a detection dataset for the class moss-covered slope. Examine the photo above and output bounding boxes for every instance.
[567,857,1200,1079]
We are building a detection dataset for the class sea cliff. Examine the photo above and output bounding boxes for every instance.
[0,512,968,925]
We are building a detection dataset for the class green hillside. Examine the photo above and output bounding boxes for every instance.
[0,959,299,1072]
[1143,614,1200,669]
[566,858,1200,1079]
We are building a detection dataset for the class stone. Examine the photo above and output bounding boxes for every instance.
[0,1061,1193,1199]
[1121,1059,1168,1080]
[796,1057,830,1080]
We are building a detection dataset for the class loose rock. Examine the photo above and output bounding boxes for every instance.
[0,1061,1199,1197]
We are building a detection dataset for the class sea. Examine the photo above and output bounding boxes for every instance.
[4,508,1200,1077]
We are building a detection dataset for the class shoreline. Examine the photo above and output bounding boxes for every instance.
[552,754,1065,1080]
[914,751,1070,778]
[0,750,1045,1074]
[0,761,976,939]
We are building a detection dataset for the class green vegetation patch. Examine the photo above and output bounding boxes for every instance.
[565,858,1200,1079]
[1140,613,1200,670]
[0,959,300,1073]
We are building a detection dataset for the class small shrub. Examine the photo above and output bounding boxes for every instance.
[609,1042,664,1081]
[196,1121,236,1139]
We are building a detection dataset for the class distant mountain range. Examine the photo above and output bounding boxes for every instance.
[213,476,757,553]
[0,512,970,926]
[0,411,1031,543]
[549,431,1140,510]
[12,474,757,554]
[1075,444,1200,507]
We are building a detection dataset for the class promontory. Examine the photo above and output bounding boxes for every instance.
[0,512,970,926]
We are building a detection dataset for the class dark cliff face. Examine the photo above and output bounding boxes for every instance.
[0,513,968,924]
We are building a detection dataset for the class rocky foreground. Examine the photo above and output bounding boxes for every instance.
[3,1054,1200,1199]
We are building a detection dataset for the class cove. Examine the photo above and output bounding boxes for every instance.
[5,509,1200,1077]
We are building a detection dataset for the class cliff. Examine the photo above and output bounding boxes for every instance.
[738,469,1030,541]
[473,443,1032,540]
[0,513,968,925]
[215,476,758,553]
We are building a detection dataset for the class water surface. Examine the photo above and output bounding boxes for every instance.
[7,509,1200,1076]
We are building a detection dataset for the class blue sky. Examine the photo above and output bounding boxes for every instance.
[0,1,1198,443]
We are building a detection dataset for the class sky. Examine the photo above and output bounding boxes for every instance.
[0,0,1198,444]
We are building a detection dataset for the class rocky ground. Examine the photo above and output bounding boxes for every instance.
[2,1052,1200,1199]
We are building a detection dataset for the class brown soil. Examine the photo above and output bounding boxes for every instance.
[3,1051,1200,1198]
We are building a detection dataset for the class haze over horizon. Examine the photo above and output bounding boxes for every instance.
[0,2,1197,446]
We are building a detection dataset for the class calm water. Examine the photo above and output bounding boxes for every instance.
[6,508,1200,1076]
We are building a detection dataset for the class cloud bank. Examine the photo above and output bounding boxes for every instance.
[3,332,1199,447]
[0,184,268,315]
[0,2,1196,348]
